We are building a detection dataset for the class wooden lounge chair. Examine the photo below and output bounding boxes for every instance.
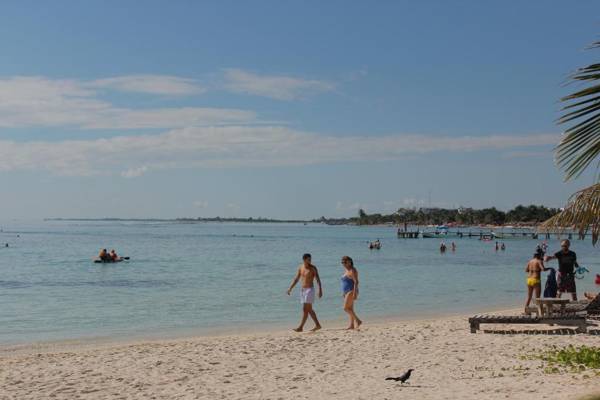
[469,294,600,334]
[563,293,600,315]
[468,314,587,333]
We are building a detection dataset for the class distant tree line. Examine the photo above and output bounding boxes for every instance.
[319,205,560,226]
[48,204,559,226]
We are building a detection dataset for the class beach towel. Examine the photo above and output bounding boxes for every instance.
[544,268,557,298]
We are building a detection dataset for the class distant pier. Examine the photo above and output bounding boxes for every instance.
[397,231,420,238]
[397,229,587,240]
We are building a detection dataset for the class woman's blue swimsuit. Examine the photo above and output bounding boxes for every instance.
[341,275,354,295]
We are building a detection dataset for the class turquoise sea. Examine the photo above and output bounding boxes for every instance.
[0,220,598,345]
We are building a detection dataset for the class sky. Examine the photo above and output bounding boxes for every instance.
[0,0,599,220]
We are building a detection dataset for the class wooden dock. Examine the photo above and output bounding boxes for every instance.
[397,229,588,240]
[396,231,420,238]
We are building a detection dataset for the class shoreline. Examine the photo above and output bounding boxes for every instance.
[2,306,599,399]
[0,302,522,354]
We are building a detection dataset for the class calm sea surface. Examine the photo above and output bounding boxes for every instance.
[0,220,598,345]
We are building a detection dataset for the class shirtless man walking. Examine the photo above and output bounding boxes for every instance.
[287,253,323,332]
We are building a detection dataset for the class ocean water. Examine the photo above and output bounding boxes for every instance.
[0,220,598,345]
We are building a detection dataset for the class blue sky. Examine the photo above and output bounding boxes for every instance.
[0,1,599,219]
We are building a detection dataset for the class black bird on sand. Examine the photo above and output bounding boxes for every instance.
[385,369,413,384]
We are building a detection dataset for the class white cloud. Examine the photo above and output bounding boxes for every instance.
[0,76,255,129]
[336,201,364,213]
[502,150,551,159]
[88,75,203,95]
[193,200,209,208]
[226,203,241,214]
[121,166,148,178]
[83,107,256,129]
[223,69,333,100]
[400,198,426,208]
[0,126,561,177]
[382,200,400,212]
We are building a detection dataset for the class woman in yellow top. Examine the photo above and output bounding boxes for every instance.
[524,249,548,313]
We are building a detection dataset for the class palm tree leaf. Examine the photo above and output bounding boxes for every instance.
[545,39,600,245]
[559,102,600,123]
[556,52,600,180]
[540,183,600,245]
[561,95,600,111]
[561,84,600,101]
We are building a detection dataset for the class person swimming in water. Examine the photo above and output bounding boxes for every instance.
[340,255,362,330]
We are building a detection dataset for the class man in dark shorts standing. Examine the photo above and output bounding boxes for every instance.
[545,239,579,300]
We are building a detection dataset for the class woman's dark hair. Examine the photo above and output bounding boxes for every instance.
[302,253,311,260]
[342,255,354,267]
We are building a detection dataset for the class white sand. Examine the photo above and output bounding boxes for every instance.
[1,312,599,400]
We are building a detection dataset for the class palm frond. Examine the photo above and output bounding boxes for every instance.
[556,46,600,181]
[540,183,600,245]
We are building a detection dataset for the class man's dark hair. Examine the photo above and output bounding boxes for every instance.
[302,253,311,260]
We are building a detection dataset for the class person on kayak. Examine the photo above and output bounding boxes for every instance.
[98,249,111,262]
[109,249,120,261]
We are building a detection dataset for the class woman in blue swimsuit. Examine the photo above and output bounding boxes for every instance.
[341,256,362,330]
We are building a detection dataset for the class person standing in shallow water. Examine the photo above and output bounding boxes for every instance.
[524,249,547,313]
[545,239,579,301]
[341,256,362,330]
[287,253,323,332]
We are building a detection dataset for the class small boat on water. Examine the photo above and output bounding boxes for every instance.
[421,226,449,239]
[369,240,382,249]
[93,256,130,263]
[422,232,447,238]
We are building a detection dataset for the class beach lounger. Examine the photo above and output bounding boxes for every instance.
[469,294,600,334]
[563,293,600,315]
[468,314,587,333]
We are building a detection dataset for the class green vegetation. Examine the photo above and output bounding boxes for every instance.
[578,395,600,400]
[323,204,559,226]
[543,39,600,245]
[47,204,560,226]
[531,345,600,375]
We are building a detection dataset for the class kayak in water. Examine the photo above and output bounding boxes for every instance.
[95,248,128,263]
[93,256,129,263]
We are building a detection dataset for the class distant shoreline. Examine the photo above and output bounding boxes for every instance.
[43,204,560,227]
[44,217,315,224]
[43,218,543,229]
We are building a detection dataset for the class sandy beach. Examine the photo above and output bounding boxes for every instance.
[1,311,599,400]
